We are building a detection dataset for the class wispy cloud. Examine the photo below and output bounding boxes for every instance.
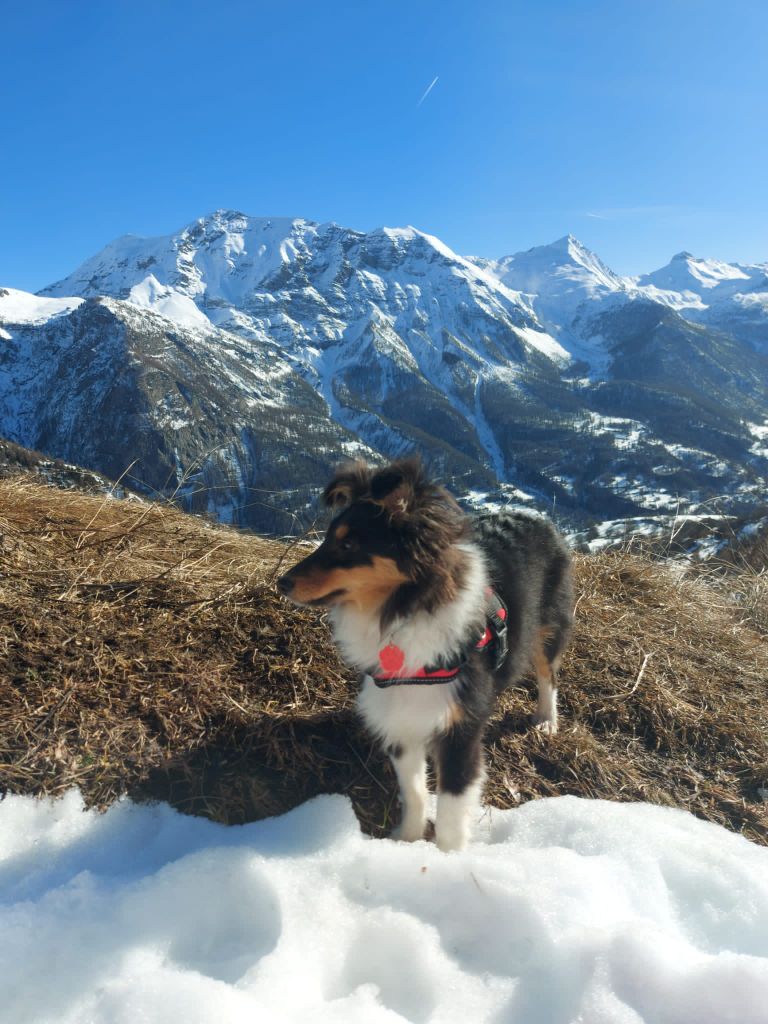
[417,75,439,108]
[582,205,704,222]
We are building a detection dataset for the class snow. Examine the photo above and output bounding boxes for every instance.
[491,235,626,300]
[479,236,628,372]
[514,325,570,363]
[127,275,214,331]
[739,518,768,539]
[630,254,768,345]
[15,213,768,526]
[41,211,317,306]
[581,413,646,450]
[37,214,572,509]
[635,253,752,294]
[628,283,707,312]
[0,286,83,324]
[605,475,685,512]
[748,422,768,458]
[2,791,768,1024]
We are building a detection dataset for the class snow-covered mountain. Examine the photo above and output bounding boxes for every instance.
[630,251,768,355]
[2,212,767,531]
[633,250,765,302]
[41,213,561,354]
[473,234,628,371]
[0,285,375,530]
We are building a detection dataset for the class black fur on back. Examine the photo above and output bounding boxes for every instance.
[434,509,574,788]
[473,508,574,691]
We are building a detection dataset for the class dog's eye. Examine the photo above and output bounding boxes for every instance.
[340,538,357,552]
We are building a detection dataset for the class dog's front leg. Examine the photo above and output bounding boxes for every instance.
[389,744,428,842]
[434,725,485,852]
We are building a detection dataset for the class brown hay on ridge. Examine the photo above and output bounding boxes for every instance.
[0,477,766,844]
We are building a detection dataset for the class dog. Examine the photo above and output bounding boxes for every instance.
[277,456,573,851]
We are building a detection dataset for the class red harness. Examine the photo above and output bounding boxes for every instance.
[371,588,508,688]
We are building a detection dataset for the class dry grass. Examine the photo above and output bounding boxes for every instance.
[732,572,768,635]
[708,524,768,635]
[0,477,766,843]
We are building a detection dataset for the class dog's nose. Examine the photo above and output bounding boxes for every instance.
[277,574,294,595]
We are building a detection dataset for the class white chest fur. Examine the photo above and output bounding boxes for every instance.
[356,674,462,747]
[329,543,488,749]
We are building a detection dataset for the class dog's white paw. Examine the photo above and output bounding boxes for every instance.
[532,714,558,735]
[435,825,469,853]
[390,819,426,843]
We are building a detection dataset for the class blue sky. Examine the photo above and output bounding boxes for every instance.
[2,0,767,291]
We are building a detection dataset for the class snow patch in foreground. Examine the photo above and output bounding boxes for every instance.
[1,793,767,1024]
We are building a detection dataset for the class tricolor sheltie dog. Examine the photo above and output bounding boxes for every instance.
[278,457,573,851]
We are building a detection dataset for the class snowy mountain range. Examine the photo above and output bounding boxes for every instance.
[1,210,767,531]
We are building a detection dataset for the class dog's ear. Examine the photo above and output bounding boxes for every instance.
[323,460,372,511]
[370,458,422,520]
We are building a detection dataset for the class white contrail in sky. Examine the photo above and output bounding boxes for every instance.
[417,75,439,107]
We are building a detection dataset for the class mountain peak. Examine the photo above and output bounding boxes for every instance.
[8,211,768,541]
[639,252,753,295]
[552,232,583,250]
[525,235,614,272]
[495,234,624,301]
[208,208,250,222]
[188,209,314,236]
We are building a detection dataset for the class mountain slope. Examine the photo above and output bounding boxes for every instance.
[1,216,766,529]
[631,251,768,356]
[0,290,376,530]
[474,234,628,372]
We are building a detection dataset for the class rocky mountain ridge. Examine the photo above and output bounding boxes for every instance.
[1,212,766,532]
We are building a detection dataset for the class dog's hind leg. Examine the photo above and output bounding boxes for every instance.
[533,667,559,735]
[434,725,486,852]
[389,744,428,842]
[532,627,560,735]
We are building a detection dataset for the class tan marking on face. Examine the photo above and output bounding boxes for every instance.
[290,556,408,609]
[334,523,349,540]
